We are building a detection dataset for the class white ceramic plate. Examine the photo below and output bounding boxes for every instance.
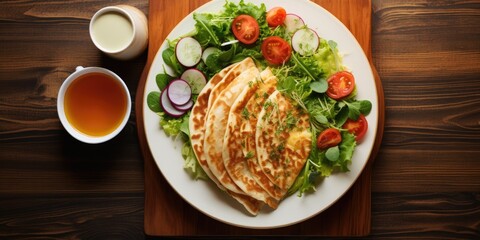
[143,0,378,229]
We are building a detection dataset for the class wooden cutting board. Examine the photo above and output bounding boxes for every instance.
[135,0,384,236]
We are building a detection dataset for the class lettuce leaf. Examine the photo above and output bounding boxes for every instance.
[182,141,207,180]
[312,39,343,77]
[156,111,206,179]
[157,112,184,137]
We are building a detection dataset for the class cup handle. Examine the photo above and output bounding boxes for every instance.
[75,66,84,72]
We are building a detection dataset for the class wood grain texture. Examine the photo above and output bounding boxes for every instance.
[371,192,480,239]
[0,0,148,238]
[0,0,479,239]
[0,195,144,239]
[371,0,480,193]
[0,0,147,195]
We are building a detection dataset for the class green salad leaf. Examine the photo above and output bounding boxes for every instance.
[193,13,222,47]
[182,141,207,180]
[156,73,173,91]
[147,91,161,113]
[157,112,185,137]
[325,146,340,161]
[309,79,328,93]
[161,47,184,76]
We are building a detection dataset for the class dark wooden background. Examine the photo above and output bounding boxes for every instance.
[0,0,479,239]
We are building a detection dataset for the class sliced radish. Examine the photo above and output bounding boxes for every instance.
[167,79,192,106]
[160,88,187,117]
[180,68,207,94]
[284,14,305,34]
[201,47,220,63]
[175,37,202,67]
[291,28,319,56]
[172,99,194,111]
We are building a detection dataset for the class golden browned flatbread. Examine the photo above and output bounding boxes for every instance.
[223,68,278,209]
[240,74,285,201]
[204,65,260,194]
[190,58,262,215]
[255,90,312,193]
[189,64,236,190]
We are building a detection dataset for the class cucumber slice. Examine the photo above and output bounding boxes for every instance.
[291,28,319,56]
[180,68,207,94]
[201,47,220,63]
[284,14,305,34]
[175,37,202,67]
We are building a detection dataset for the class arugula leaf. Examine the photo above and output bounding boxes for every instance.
[193,13,221,46]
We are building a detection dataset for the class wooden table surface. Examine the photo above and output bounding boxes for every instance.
[1,0,479,239]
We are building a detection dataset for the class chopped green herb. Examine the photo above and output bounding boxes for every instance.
[241,107,250,120]
[244,151,254,159]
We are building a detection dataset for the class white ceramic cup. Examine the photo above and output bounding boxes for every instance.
[57,66,131,144]
[89,5,148,60]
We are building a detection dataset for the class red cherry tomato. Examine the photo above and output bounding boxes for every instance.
[231,15,260,44]
[342,114,368,141]
[261,36,292,65]
[266,7,287,27]
[326,71,355,100]
[316,128,342,149]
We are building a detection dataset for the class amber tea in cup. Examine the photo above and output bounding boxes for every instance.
[58,66,131,144]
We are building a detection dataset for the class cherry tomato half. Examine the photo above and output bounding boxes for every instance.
[342,114,368,141]
[231,15,260,45]
[261,36,292,65]
[317,128,342,149]
[266,7,287,27]
[326,71,355,100]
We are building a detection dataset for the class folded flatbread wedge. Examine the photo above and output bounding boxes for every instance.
[204,65,260,194]
[190,58,262,215]
[255,90,312,193]
[190,58,255,189]
[223,68,278,209]
[189,64,236,190]
[240,74,285,201]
